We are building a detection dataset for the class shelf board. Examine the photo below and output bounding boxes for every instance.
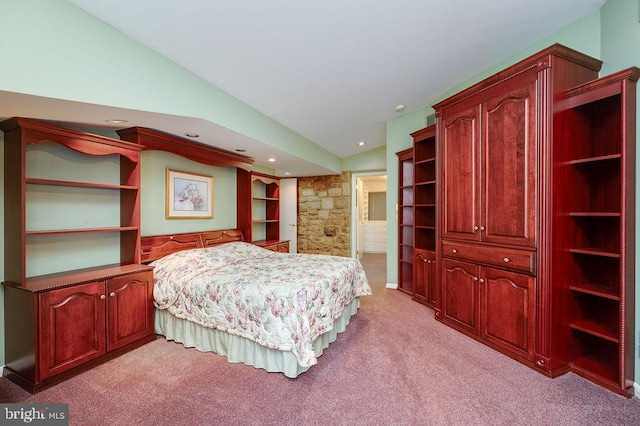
[569,284,620,301]
[570,356,618,385]
[415,203,436,208]
[570,212,620,218]
[569,319,619,343]
[252,197,279,201]
[252,219,279,224]
[415,180,436,186]
[415,157,436,165]
[569,248,620,258]
[26,177,137,190]
[569,153,621,166]
[26,226,138,236]
[415,225,436,230]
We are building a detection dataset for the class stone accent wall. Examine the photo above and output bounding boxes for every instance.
[297,172,351,257]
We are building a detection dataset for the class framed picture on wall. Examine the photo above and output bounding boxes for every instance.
[166,169,214,219]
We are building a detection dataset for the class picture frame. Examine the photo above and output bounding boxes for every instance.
[166,169,214,219]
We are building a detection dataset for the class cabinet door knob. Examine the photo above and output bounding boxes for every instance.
[109,292,116,297]
[503,257,510,263]
[480,226,485,231]
[473,276,478,281]
[479,278,485,283]
[473,226,479,231]
[452,249,457,254]
[100,294,106,300]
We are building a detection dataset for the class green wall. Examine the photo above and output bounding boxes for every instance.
[599,0,640,388]
[140,151,237,236]
[341,145,387,172]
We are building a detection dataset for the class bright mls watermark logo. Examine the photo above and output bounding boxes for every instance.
[1,404,68,425]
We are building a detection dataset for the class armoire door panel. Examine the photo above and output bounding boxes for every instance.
[442,106,481,241]
[107,271,154,351]
[39,281,106,380]
[482,267,535,360]
[482,76,537,247]
[441,259,480,334]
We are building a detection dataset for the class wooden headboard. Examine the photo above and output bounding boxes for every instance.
[140,229,245,263]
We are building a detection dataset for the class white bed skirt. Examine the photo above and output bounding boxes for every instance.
[154,297,361,378]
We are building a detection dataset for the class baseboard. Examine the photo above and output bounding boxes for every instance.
[385,283,398,289]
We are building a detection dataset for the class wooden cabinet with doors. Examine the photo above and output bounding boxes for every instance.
[440,71,536,248]
[441,257,536,362]
[413,249,436,307]
[396,148,414,294]
[552,67,638,396]
[411,125,437,307]
[1,118,155,393]
[31,270,153,382]
[434,45,602,377]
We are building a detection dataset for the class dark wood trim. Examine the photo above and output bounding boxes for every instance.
[117,126,253,169]
[433,44,602,111]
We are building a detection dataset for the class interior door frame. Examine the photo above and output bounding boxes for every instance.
[350,171,386,259]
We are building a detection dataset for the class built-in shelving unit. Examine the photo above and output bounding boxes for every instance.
[411,125,437,307]
[553,67,638,396]
[1,117,154,393]
[2,118,146,285]
[237,170,288,251]
[396,148,414,294]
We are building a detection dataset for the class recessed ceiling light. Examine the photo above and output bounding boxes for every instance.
[235,148,246,152]
[395,104,406,112]
[268,158,276,162]
[105,119,128,124]
[357,141,366,147]
[184,133,199,138]
[284,172,291,175]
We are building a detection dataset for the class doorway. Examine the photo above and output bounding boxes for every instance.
[351,172,387,259]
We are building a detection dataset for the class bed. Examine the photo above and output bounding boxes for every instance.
[140,229,372,377]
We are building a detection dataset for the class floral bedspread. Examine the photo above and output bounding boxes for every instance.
[151,242,372,368]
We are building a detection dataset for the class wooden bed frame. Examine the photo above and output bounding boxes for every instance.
[140,228,245,263]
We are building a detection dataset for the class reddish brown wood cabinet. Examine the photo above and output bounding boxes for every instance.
[36,271,153,381]
[411,125,438,307]
[413,249,436,307]
[441,68,536,247]
[442,258,535,360]
[1,118,155,393]
[435,45,612,385]
[256,240,290,253]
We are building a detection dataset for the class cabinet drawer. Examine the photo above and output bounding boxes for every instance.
[442,240,535,275]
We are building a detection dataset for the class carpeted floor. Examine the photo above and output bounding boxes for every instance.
[1,253,639,425]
